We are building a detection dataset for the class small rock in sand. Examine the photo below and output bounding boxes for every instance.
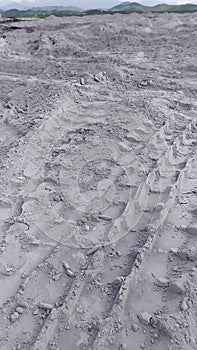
[154,277,169,288]
[33,309,39,315]
[94,75,100,82]
[86,246,98,256]
[10,312,20,322]
[170,248,178,254]
[63,262,75,278]
[132,323,139,332]
[138,312,152,325]
[38,302,53,310]
[180,298,188,311]
[98,215,112,221]
[62,261,70,270]
[65,268,75,278]
[15,307,24,314]
[170,276,187,294]
[141,80,148,86]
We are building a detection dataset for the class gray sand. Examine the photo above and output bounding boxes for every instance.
[0,13,196,350]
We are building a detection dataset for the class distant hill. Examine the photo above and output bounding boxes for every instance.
[146,3,197,13]
[1,2,197,18]
[110,2,145,12]
[1,7,82,19]
[30,6,83,12]
[2,8,21,18]
[110,2,197,13]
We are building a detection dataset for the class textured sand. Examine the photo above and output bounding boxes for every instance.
[0,13,196,350]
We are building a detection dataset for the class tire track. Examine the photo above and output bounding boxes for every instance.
[27,115,195,350]
[92,119,197,350]
[0,93,196,350]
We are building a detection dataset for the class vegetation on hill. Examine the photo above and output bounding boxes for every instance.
[110,2,197,13]
[1,2,197,19]
[110,1,145,12]
[1,8,82,19]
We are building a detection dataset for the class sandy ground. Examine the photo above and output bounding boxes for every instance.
[0,12,196,350]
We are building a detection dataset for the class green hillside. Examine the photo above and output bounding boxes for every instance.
[150,3,197,12]
[110,1,145,12]
[1,8,81,18]
[110,2,197,13]
[1,2,197,19]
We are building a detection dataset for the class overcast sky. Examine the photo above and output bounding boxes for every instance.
[1,0,197,9]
